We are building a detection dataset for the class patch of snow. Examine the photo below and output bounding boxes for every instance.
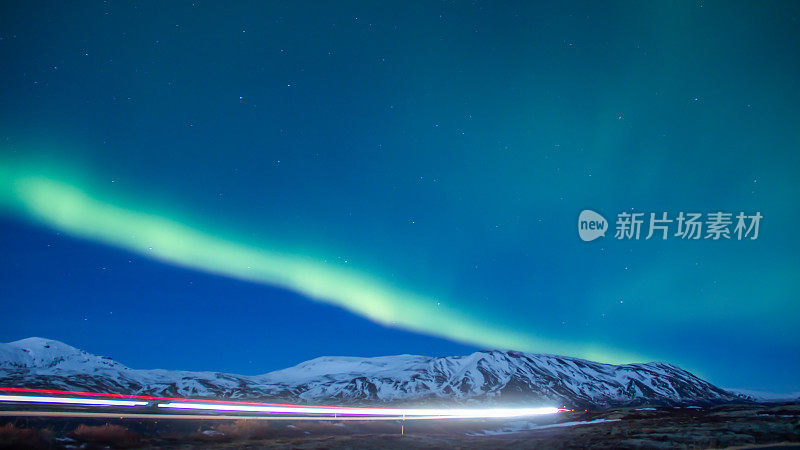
[472,418,622,436]
[726,388,800,403]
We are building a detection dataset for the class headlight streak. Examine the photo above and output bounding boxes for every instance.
[0,388,568,420]
[0,394,148,408]
[156,401,561,418]
[0,411,565,421]
[0,387,360,409]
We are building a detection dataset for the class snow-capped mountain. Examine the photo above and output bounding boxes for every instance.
[0,338,748,409]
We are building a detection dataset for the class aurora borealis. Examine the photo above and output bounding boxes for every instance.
[0,161,604,363]
[1,2,799,392]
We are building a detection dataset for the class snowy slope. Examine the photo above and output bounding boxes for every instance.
[726,388,800,403]
[0,338,749,409]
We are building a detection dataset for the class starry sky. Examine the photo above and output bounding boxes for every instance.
[1,2,798,392]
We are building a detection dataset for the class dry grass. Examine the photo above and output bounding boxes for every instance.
[212,419,280,440]
[71,423,141,448]
[0,423,52,448]
[207,419,407,442]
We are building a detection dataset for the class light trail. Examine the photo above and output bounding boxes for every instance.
[0,387,360,409]
[0,387,570,420]
[0,395,147,408]
[0,411,509,421]
[157,401,561,418]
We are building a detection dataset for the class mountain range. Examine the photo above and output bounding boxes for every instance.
[0,337,754,409]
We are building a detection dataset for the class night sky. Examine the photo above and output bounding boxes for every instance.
[1,2,798,392]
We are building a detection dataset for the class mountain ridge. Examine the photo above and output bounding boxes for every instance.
[0,337,752,409]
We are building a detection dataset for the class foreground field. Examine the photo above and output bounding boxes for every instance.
[1,403,799,449]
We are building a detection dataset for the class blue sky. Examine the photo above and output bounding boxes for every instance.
[1,1,798,391]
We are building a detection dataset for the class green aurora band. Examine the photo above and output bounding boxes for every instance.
[0,159,641,364]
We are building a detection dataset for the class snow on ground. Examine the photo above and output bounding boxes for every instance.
[727,388,800,403]
[470,418,622,436]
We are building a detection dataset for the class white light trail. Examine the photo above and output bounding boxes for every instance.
[157,401,561,419]
[0,395,148,408]
[0,391,566,421]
